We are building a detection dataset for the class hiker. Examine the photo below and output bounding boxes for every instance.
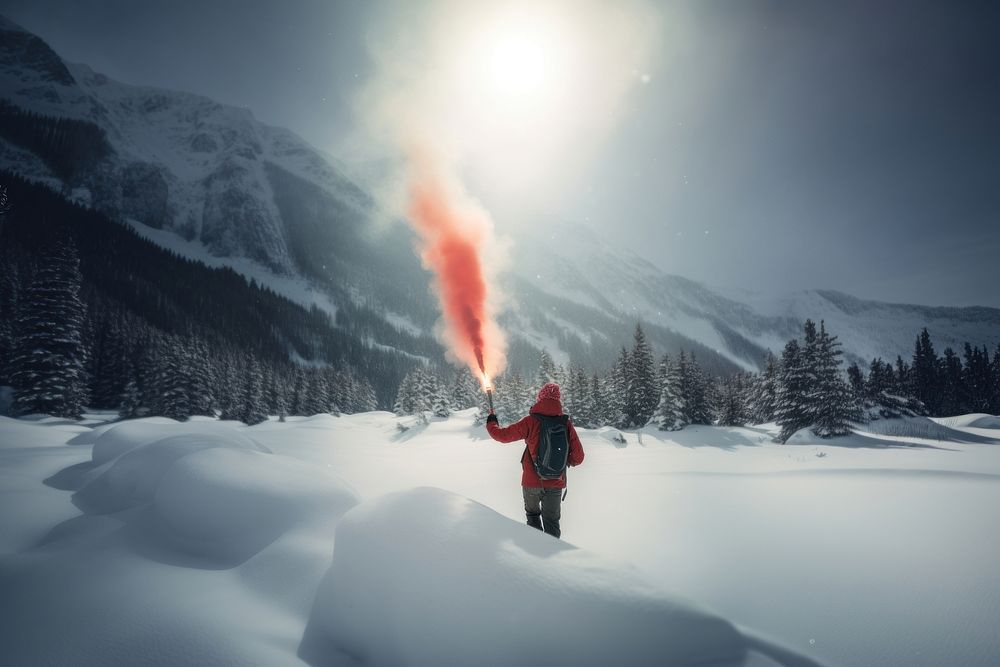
[486,382,585,539]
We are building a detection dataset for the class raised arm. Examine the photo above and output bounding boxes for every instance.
[486,414,532,443]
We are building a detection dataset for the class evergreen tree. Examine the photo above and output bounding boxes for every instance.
[809,321,856,437]
[160,339,193,421]
[893,356,912,397]
[775,339,810,442]
[0,254,21,385]
[449,367,481,411]
[235,358,268,425]
[624,323,658,427]
[535,350,558,388]
[431,373,451,418]
[590,373,607,427]
[608,346,629,428]
[962,344,992,413]
[746,353,779,424]
[938,347,963,417]
[866,358,894,397]
[715,373,748,427]
[682,353,713,425]
[911,328,940,414]
[9,238,88,418]
[652,355,686,431]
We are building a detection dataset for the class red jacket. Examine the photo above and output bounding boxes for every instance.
[486,397,585,488]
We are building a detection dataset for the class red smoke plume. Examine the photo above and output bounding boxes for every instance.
[407,154,506,387]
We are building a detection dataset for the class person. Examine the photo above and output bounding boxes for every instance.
[486,382,585,539]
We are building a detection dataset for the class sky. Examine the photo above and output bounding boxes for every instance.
[2,0,999,308]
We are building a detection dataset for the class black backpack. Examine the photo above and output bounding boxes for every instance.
[524,413,571,480]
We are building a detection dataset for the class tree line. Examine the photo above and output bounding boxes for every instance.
[0,174,416,422]
[393,321,1000,443]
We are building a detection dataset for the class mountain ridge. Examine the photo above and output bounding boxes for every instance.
[2,15,997,377]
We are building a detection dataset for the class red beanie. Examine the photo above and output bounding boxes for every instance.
[537,382,561,402]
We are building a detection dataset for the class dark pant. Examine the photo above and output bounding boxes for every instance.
[523,486,562,539]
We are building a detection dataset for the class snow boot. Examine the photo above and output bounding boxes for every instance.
[526,512,543,531]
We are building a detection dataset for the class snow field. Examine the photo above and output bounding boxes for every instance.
[1,410,998,666]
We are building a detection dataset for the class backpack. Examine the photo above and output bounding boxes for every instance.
[524,413,571,480]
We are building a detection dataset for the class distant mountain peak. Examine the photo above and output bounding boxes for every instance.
[0,14,74,86]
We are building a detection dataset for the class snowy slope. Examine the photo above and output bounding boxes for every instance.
[2,410,999,666]
[511,222,1000,370]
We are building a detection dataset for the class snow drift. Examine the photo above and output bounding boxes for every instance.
[303,486,747,666]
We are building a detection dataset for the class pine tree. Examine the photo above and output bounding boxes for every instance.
[608,346,629,428]
[590,373,607,427]
[450,367,481,411]
[911,328,940,415]
[809,321,856,437]
[652,355,686,430]
[10,238,88,418]
[681,352,713,425]
[746,353,779,424]
[0,256,22,386]
[235,358,268,425]
[938,347,963,417]
[431,374,451,418]
[775,339,810,442]
[535,350,558,388]
[624,323,658,427]
[160,339,193,421]
[715,373,748,426]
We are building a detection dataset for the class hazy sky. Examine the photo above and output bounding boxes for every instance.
[3,0,999,307]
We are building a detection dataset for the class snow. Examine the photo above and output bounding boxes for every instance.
[1,410,998,666]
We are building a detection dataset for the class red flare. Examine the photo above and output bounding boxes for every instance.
[407,153,506,383]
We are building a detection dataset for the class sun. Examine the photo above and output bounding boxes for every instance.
[483,26,556,98]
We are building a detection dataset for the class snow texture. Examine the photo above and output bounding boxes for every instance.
[2,409,999,666]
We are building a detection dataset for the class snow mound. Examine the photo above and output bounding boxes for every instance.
[150,447,358,563]
[302,487,748,667]
[935,413,1000,430]
[87,418,268,463]
[595,426,628,446]
[74,430,270,515]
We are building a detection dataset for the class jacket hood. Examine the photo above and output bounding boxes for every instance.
[530,397,563,416]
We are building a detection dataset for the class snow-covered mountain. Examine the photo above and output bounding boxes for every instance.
[2,14,998,374]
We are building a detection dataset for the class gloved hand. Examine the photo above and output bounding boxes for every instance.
[486,413,498,425]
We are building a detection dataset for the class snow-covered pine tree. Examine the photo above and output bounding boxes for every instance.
[355,375,378,413]
[590,373,608,427]
[911,328,940,415]
[652,355,686,431]
[608,346,629,428]
[746,353,779,424]
[235,357,268,425]
[809,321,857,437]
[10,238,88,418]
[774,339,810,443]
[303,367,331,416]
[535,350,558,388]
[450,367,481,411]
[394,368,420,415]
[937,347,963,416]
[0,253,21,386]
[564,366,592,426]
[962,343,992,413]
[160,339,193,421]
[715,373,748,427]
[682,352,713,425]
[431,374,451,418]
[624,323,658,427]
[322,367,342,416]
[893,356,912,398]
[990,343,1000,415]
